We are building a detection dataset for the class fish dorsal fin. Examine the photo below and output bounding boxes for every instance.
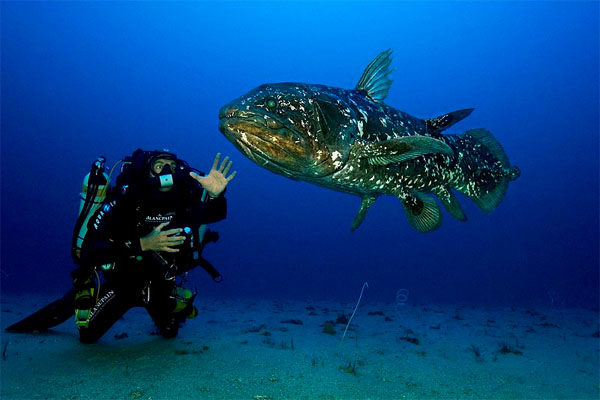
[357,136,454,166]
[355,49,394,102]
[425,108,474,134]
[465,129,509,165]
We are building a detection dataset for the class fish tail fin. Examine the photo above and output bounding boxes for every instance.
[454,129,520,213]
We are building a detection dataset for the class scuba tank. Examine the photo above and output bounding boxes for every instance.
[72,156,114,328]
[71,157,110,263]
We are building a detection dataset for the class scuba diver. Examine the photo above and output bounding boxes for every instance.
[6,149,236,343]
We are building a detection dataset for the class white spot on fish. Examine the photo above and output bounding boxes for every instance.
[357,120,364,137]
[358,108,368,123]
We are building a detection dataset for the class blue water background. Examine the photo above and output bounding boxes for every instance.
[2,1,598,308]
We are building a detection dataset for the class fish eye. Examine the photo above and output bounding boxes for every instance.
[266,98,277,109]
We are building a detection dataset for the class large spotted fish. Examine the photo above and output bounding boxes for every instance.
[219,50,520,232]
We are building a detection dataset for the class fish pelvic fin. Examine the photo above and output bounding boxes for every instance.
[400,192,442,233]
[456,129,520,213]
[358,136,454,166]
[432,186,467,221]
[355,49,394,102]
[425,108,474,135]
[351,195,377,231]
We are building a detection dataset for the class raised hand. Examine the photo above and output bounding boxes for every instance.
[140,222,185,253]
[190,153,236,198]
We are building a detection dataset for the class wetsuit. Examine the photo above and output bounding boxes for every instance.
[77,180,226,343]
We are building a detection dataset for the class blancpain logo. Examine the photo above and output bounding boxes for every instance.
[89,290,115,322]
[145,214,174,223]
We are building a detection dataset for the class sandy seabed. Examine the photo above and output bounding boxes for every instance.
[1,294,598,400]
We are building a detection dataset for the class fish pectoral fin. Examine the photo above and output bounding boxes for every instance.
[360,136,454,166]
[351,196,377,231]
[400,192,442,233]
[425,108,474,134]
[355,49,394,102]
[432,186,467,222]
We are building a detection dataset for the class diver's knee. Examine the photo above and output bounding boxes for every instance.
[160,323,180,339]
[78,329,100,344]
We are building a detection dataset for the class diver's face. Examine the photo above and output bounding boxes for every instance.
[150,158,177,192]
[151,158,177,175]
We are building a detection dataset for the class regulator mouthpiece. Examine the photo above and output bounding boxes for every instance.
[157,164,174,189]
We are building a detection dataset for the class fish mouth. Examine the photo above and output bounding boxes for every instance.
[218,105,340,178]
[218,110,306,175]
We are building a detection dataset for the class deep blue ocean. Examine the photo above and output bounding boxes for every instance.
[1,1,598,309]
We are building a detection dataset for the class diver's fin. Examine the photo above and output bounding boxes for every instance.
[5,289,75,333]
[425,108,474,135]
[358,136,454,166]
[400,192,442,232]
[351,195,377,231]
[355,49,394,102]
[432,186,467,221]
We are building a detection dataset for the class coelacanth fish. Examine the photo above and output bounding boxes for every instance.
[219,50,520,232]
